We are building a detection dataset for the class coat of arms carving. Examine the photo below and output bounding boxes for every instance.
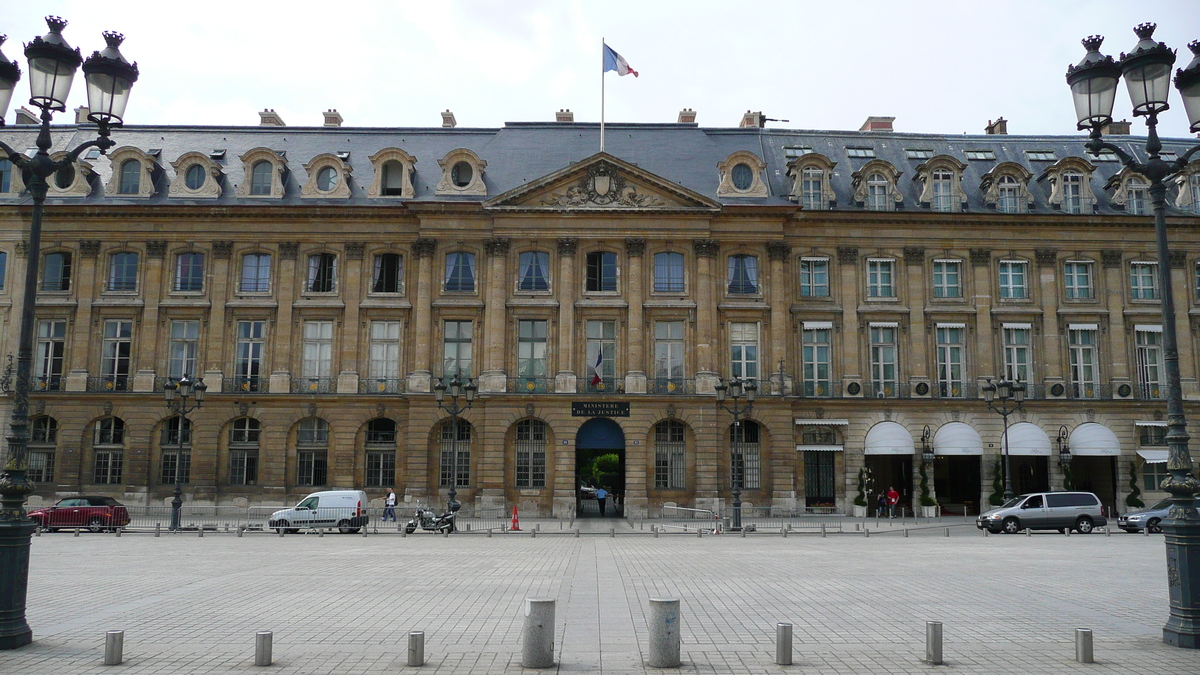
[541,161,664,208]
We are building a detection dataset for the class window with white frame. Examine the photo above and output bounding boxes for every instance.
[729,322,759,382]
[654,420,686,489]
[653,252,685,293]
[514,419,547,489]
[802,167,826,210]
[167,320,199,378]
[443,320,473,377]
[999,260,1028,299]
[866,173,891,211]
[29,416,56,483]
[93,417,125,485]
[802,324,831,396]
[174,252,205,292]
[240,253,271,293]
[35,319,66,391]
[1136,327,1164,399]
[800,258,829,297]
[1069,326,1099,398]
[234,320,265,391]
[585,320,616,391]
[101,319,133,388]
[517,251,550,292]
[107,252,138,292]
[439,418,470,488]
[1002,325,1031,382]
[307,253,337,293]
[1144,461,1170,491]
[869,325,897,396]
[1127,177,1149,215]
[997,175,1021,213]
[228,417,260,486]
[1064,261,1093,299]
[160,416,192,485]
[936,325,964,397]
[445,252,476,292]
[372,253,402,293]
[368,321,401,389]
[931,169,954,212]
[517,320,548,381]
[1062,171,1084,214]
[1191,173,1200,215]
[654,321,685,386]
[727,254,759,294]
[1131,262,1159,300]
[301,321,334,391]
[867,259,895,298]
[297,418,329,486]
[932,260,961,298]
[730,420,761,490]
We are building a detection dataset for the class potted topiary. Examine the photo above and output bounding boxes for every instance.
[917,460,938,518]
[1126,460,1145,509]
[988,459,1005,506]
[853,467,868,518]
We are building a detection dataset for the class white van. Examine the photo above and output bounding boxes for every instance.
[269,490,369,534]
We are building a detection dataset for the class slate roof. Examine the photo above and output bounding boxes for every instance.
[0,120,1197,215]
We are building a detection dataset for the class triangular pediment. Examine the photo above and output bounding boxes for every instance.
[483,153,721,212]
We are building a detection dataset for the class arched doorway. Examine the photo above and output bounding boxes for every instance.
[575,417,625,517]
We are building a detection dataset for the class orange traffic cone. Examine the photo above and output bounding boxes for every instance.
[510,505,521,531]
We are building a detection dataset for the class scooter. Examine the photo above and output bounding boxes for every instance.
[404,502,457,534]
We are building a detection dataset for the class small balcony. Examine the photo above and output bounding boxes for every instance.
[359,377,405,394]
[508,377,554,394]
[578,377,622,395]
[223,377,269,394]
[1066,383,1110,400]
[88,375,132,393]
[32,376,64,392]
[1135,382,1166,401]
[932,382,977,399]
[797,380,842,398]
[293,377,336,394]
[866,382,909,399]
[647,378,694,395]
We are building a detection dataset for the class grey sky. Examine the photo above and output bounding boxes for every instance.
[2,0,1199,138]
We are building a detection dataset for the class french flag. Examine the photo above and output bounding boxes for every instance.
[591,347,604,386]
[603,44,638,77]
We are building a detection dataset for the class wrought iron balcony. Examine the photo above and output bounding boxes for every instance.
[223,376,269,394]
[293,377,336,394]
[359,377,405,394]
[647,378,694,395]
[87,375,132,393]
[578,377,622,395]
[508,377,554,394]
[31,375,64,392]
[798,380,841,398]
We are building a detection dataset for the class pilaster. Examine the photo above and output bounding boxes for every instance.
[767,242,791,395]
[555,238,578,393]
[625,238,647,394]
[408,238,436,393]
[480,237,510,393]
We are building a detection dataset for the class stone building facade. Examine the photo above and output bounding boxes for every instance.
[1,113,1199,517]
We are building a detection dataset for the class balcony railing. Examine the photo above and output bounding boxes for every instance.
[797,381,842,398]
[293,377,336,394]
[365,431,397,444]
[32,376,64,392]
[87,375,132,393]
[160,429,193,446]
[866,382,909,399]
[931,382,977,399]
[1066,383,1111,400]
[508,377,553,394]
[578,377,622,394]
[647,378,694,395]
[1135,382,1166,400]
[223,377,269,394]
[359,377,405,394]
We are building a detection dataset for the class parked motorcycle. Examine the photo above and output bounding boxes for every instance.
[405,502,457,534]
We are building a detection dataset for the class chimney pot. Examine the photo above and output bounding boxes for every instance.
[323,109,343,127]
[677,108,697,124]
[75,106,91,124]
[258,109,286,127]
[1102,119,1131,135]
[985,117,1008,135]
[15,107,38,125]
[441,109,457,128]
[556,109,574,123]
[859,116,895,133]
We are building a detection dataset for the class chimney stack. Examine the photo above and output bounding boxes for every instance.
[259,109,286,127]
[859,116,895,133]
[15,107,37,125]
[739,111,764,128]
[1102,119,1131,135]
[556,109,574,123]
[441,109,457,128]
[985,117,1008,135]
[323,109,343,127]
[677,108,697,124]
[75,106,91,124]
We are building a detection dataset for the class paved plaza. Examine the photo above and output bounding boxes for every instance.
[0,519,1194,674]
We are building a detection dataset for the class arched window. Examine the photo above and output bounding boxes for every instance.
[229,417,260,486]
[185,163,206,190]
[94,417,125,485]
[730,420,761,490]
[365,418,397,488]
[381,160,405,196]
[297,418,329,486]
[118,159,140,194]
[250,160,272,195]
[997,175,1020,213]
[867,173,891,211]
[29,416,57,483]
[654,420,686,489]
[160,415,192,485]
[515,419,546,489]
[439,418,471,488]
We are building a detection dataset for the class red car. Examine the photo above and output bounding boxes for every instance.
[28,496,130,532]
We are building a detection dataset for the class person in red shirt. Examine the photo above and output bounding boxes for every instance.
[886,486,900,519]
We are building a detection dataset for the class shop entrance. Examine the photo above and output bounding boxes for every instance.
[575,417,625,517]
[933,456,981,515]
[865,455,912,517]
[1011,456,1050,495]
[1072,456,1118,515]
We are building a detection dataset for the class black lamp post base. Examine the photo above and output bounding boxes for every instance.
[1163,516,1200,648]
[0,519,37,649]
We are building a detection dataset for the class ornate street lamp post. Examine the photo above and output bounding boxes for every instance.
[1065,24,1200,647]
[1057,425,1073,490]
[715,376,755,531]
[0,16,137,650]
[434,373,476,514]
[982,377,1025,501]
[163,375,206,531]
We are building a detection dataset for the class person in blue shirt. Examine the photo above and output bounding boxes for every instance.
[595,487,608,515]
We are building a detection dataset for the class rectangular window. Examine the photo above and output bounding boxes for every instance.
[439,420,470,488]
[804,451,836,506]
[869,325,897,396]
[229,450,259,486]
[234,320,265,391]
[101,319,133,385]
[654,252,685,293]
[905,148,934,160]
[1131,262,1159,300]
[654,421,686,489]
[867,259,895,298]
[1069,328,1099,398]
[0,250,6,291]
[1136,328,1164,399]
[168,320,200,378]
[240,253,271,293]
[932,260,961,298]
[936,326,964,397]
[1064,261,1094,299]
[585,251,617,292]
[964,149,996,161]
[108,252,139,291]
[517,320,548,380]
[585,320,616,391]
[1127,180,1149,215]
[35,319,66,390]
[800,258,829,297]
[845,147,876,158]
[998,177,1021,213]
[1140,425,1167,447]
[28,449,55,483]
[302,321,334,389]
[369,321,401,381]
[444,252,476,292]
[654,321,685,384]
[365,451,395,488]
[1144,462,1170,491]
[372,253,402,293]
[517,251,550,292]
[1062,172,1084,214]
[297,451,328,486]
[801,168,825,210]
[306,253,337,293]
[999,260,1028,299]
[784,146,813,158]
[802,326,831,397]
[731,421,761,490]
[1025,150,1057,161]
[94,450,123,485]
[931,170,955,212]
[443,320,473,377]
[729,322,759,382]
[42,252,71,291]
[174,252,205,292]
[1003,326,1032,382]
[727,255,759,294]
[514,420,547,489]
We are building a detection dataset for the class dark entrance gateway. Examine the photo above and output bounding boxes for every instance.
[575,417,625,517]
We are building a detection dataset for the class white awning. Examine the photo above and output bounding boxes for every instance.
[795,419,849,426]
[935,322,966,329]
[1005,422,1051,456]
[933,422,983,456]
[1137,449,1169,463]
[1068,323,1098,331]
[864,422,915,455]
[796,445,844,452]
[1070,422,1121,456]
[869,321,899,328]
[1002,322,1032,330]
[1135,421,1168,427]
[802,321,833,330]
[1135,325,1163,333]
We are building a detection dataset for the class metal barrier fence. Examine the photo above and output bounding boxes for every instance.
[659,506,720,533]
[720,506,849,532]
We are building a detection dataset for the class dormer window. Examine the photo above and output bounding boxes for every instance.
[1173,164,1200,214]
[452,162,472,187]
[368,148,417,199]
[301,153,352,199]
[237,148,287,199]
[1062,172,1084,213]
[998,176,1020,212]
[931,170,953,211]
[786,152,837,210]
[1127,177,1149,215]
[104,147,157,198]
[0,159,11,194]
[118,159,140,194]
[852,160,902,212]
[717,151,768,198]
[436,149,487,196]
[867,174,890,210]
[168,152,222,199]
[914,155,968,213]
[251,162,272,195]
[317,167,337,191]
[981,162,1034,214]
[1040,157,1097,215]
[185,164,205,190]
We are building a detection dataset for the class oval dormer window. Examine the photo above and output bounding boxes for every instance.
[731,163,753,191]
[451,161,473,187]
[185,164,205,190]
[317,166,338,192]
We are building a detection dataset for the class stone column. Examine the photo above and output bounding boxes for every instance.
[269,243,298,394]
[903,247,928,393]
[479,237,510,393]
[1100,250,1131,388]
[970,249,996,386]
[624,237,647,394]
[1170,251,1197,398]
[133,241,167,392]
[1035,248,1063,393]
[407,238,436,393]
[767,242,791,395]
[693,239,720,393]
[337,242,364,394]
[836,247,860,393]
[65,240,101,392]
[554,238,578,393]
[202,241,232,392]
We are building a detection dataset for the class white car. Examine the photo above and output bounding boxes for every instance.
[269,490,370,533]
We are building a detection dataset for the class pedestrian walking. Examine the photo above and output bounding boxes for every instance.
[382,488,397,522]
[595,486,608,516]
[877,492,888,518]
[887,486,900,519]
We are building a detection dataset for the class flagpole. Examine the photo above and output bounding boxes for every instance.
[600,37,606,153]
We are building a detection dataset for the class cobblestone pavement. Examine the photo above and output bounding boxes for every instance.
[0,520,1193,674]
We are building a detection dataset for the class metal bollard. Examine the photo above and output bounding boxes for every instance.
[104,630,124,665]
[610,527,616,538]
[697,529,702,539]
[1105,526,1110,537]
[782,526,788,538]
[362,526,367,537]
[1026,528,1031,537]
[487,528,491,538]
[75,528,80,537]
[1065,527,1070,537]
[407,630,425,667]
[1144,526,1150,537]
[198,526,204,538]
[654,528,659,539]
[521,599,555,668]
[740,527,746,538]
[647,598,681,668]
[318,528,324,538]
[575,529,580,538]
[115,527,121,537]
[1075,628,1094,663]
[278,526,284,538]
[945,528,950,538]
[155,523,161,537]
[984,529,989,537]
[821,523,826,538]
[865,527,870,538]
[255,630,273,666]
[531,529,536,538]
[34,527,40,537]
[776,622,793,665]
[904,529,909,538]
[926,621,943,665]
[444,527,449,538]
[238,527,244,538]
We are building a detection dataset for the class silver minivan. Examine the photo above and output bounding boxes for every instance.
[976,491,1108,534]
